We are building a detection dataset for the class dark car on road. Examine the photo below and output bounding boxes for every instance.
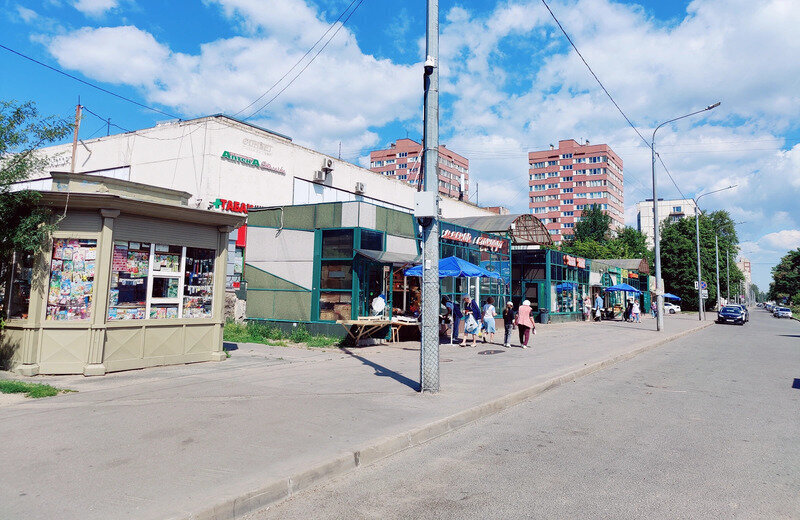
[717,305,746,325]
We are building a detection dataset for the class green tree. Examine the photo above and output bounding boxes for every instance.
[569,204,611,243]
[768,248,800,304]
[612,227,654,269]
[0,100,71,263]
[659,210,743,310]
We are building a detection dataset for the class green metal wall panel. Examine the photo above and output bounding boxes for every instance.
[270,291,312,321]
[246,291,276,319]
[245,264,310,291]
[247,209,282,228]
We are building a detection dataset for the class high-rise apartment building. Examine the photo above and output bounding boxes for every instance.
[636,198,699,247]
[369,138,469,200]
[528,139,624,244]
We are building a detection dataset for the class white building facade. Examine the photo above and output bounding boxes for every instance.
[636,198,699,247]
[28,115,494,288]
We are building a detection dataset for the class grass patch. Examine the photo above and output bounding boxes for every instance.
[223,321,340,348]
[0,379,71,398]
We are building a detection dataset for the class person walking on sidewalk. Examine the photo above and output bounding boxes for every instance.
[632,299,641,323]
[515,299,535,348]
[583,296,591,321]
[463,296,481,347]
[594,293,604,322]
[502,301,517,347]
[482,296,497,344]
[651,300,658,319]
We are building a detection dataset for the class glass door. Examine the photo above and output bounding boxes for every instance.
[521,282,541,312]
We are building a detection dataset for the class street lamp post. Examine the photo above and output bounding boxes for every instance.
[693,185,736,321]
[651,102,720,331]
[715,233,720,311]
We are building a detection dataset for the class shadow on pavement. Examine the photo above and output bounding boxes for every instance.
[340,347,420,392]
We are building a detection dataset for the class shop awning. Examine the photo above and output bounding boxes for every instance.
[604,283,641,294]
[355,249,421,266]
[663,293,682,301]
[404,256,503,279]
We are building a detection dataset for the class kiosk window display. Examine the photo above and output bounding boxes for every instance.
[46,238,97,321]
[107,242,215,320]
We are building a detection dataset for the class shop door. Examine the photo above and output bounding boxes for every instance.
[521,282,541,312]
[358,260,386,317]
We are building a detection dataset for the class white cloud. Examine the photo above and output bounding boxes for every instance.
[760,230,800,251]
[72,0,119,16]
[16,5,38,22]
[45,2,419,153]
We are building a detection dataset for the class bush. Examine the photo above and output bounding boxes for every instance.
[222,321,340,348]
[0,380,65,398]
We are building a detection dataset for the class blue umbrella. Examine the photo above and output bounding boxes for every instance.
[663,293,682,301]
[404,256,502,279]
[604,283,641,294]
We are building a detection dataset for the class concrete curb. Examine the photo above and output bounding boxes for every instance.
[185,320,713,520]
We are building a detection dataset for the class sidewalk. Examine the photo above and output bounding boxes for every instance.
[0,314,710,520]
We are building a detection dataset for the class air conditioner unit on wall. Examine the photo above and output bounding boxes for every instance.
[354,182,365,194]
[322,158,334,172]
[313,170,327,183]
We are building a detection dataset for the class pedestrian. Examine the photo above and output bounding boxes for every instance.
[624,299,633,322]
[593,293,604,322]
[482,296,497,344]
[502,301,517,347]
[583,296,591,322]
[445,295,463,343]
[651,300,658,319]
[515,299,535,348]
[632,299,641,323]
[462,296,481,347]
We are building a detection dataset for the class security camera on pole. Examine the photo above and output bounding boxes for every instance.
[416,0,440,393]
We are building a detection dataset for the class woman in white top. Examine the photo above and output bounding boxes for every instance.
[632,300,641,323]
[481,296,497,344]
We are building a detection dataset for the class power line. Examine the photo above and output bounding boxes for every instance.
[0,43,180,120]
[232,0,361,117]
[243,0,368,120]
[81,105,204,141]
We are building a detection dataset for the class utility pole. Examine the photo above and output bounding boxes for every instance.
[419,0,440,393]
[694,208,704,321]
[715,234,721,311]
[70,102,82,173]
[726,249,730,301]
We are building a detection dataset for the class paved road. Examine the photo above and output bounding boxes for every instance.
[249,309,800,520]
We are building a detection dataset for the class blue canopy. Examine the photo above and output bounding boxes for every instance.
[604,283,641,294]
[404,256,502,279]
[663,293,682,301]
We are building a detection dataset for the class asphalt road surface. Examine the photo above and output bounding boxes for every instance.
[248,309,800,519]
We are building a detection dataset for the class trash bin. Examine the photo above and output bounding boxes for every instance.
[539,309,550,324]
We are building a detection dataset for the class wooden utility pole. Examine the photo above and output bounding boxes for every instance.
[70,103,82,173]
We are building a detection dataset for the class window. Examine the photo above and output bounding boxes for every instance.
[548,205,559,212]
[562,199,573,205]
[533,184,546,191]
[560,153,573,159]
[534,207,548,214]
[7,251,34,319]
[547,172,559,178]
[562,223,574,229]
[322,229,353,258]
[547,183,559,189]
[562,177,572,182]
[398,152,408,157]
[573,157,586,163]
[560,165,573,170]
[561,188,574,193]
[673,206,682,213]
[370,161,383,167]
[360,230,383,251]
[397,163,407,169]
[385,159,395,164]
[106,242,216,320]
[531,161,546,168]
[532,173,546,180]
[46,238,98,320]
[547,160,558,166]
[563,211,574,217]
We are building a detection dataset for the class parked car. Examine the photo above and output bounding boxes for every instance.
[731,304,749,322]
[664,302,681,314]
[717,305,746,325]
[774,307,793,319]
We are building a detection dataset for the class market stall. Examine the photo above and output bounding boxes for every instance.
[1,173,244,376]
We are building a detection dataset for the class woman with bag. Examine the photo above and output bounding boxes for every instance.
[481,296,497,344]
[515,299,535,348]
[462,295,481,347]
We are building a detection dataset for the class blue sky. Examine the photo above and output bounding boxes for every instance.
[2,0,799,290]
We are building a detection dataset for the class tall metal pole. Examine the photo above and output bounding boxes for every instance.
[650,102,719,331]
[650,140,664,331]
[726,249,730,301]
[694,209,703,321]
[420,0,440,393]
[715,234,721,311]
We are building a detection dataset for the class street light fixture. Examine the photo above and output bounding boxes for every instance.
[651,101,721,331]
[694,185,737,321]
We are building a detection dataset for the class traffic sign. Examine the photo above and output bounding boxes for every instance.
[701,289,709,298]
[695,281,708,290]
